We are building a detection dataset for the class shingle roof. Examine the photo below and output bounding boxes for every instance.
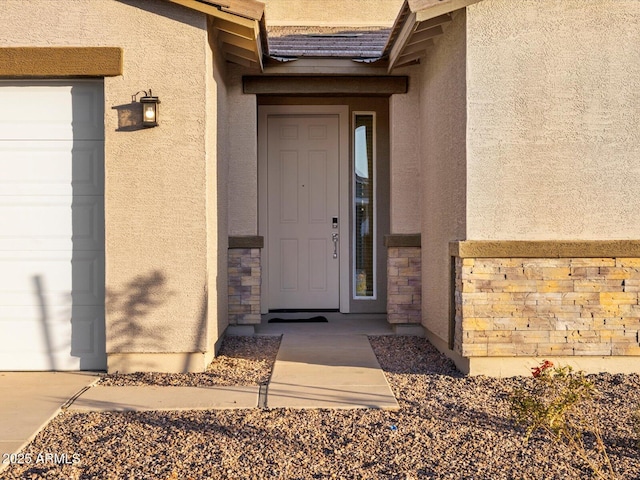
[267,26,392,59]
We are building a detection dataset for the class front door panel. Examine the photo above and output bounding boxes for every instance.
[267,115,340,309]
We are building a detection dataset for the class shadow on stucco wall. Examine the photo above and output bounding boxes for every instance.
[112,102,147,132]
[114,0,206,29]
[106,270,173,356]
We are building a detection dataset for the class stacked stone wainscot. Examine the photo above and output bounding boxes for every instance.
[451,242,640,359]
[386,234,422,324]
[228,236,263,325]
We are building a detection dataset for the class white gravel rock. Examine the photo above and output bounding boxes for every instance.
[4,336,639,479]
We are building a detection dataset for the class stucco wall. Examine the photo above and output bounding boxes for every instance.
[419,10,468,341]
[2,0,217,363]
[390,73,422,234]
[264,0,404,26]
[227,64,259,236]
[466,0,640,240]
[207,20,230,355]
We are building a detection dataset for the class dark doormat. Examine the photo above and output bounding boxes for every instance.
[268,316,328,323]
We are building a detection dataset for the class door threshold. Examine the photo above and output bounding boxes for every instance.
[268,309,339,313]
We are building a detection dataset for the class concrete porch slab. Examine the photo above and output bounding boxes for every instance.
[68,386,259,412]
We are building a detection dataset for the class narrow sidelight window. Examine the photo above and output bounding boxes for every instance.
[353,113,376,298]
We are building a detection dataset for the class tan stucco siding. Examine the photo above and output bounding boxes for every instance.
[227,65,259,236]
[2,0,216,359]
[390,74,422,234]
[419,10,467,341]
[207,24,230,355]
[466,0,640,240]
[264,0,405,26]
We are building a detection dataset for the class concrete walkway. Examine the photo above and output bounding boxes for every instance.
[68,385,259,412]
[0,315,401,466]
[257,313,399,408]
[0,372,98,468]
[67,330,399,411]
[267,334,398,409]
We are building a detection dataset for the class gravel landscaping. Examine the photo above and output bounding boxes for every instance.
[99,336,282,387]
[4,335,640,479]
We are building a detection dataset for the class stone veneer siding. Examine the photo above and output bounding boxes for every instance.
[386,235,421,324]
[454,255,640,358]
[228,237,263,325]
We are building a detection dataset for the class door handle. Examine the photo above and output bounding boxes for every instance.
[332,233,339,258]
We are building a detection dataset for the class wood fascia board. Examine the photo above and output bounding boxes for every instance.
[169,0,255,26]
[254,28,264,71]
[413,0,483,22]
[168,0,229,18]
[387,10,417,73]
[382,0,410,53]
[217,0,264,21]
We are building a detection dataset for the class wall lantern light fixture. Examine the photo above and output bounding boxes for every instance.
[132,89,160,127]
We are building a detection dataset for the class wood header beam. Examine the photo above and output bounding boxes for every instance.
[243,76,409,96]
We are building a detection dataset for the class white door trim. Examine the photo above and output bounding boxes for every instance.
[259,105,350,313]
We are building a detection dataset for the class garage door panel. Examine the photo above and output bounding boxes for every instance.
[0,80,105,371]
[0,252,104,306]
[0,306,105,370]
[0,83,103,141]
[0,196,104,251]
[0,86,74,140]
[72,252,106,304]
[0,197,73,250]
[0,141,104,196]
[69,85,105,139]
[72,197,105,250]
[72,142,105,195]
[0,141,73,195]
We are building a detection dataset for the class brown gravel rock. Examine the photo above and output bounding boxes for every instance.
[99,335,281,387]
[4,336,640,479]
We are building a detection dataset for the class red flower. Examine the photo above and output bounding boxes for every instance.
[531,360,554,378]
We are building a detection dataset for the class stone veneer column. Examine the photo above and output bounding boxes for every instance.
[385,234,421,324]
[228,236,263,325]
[451,241,640,359]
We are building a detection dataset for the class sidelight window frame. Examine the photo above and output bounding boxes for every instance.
[352,111,377,300]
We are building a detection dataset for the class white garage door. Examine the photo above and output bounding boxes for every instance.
[0,81,106,370]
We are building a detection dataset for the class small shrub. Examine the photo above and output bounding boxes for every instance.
[510,360,618,480]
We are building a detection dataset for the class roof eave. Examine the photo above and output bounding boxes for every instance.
[386,0,483,72]
[410,0,483,22]
[167,0,267,71]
